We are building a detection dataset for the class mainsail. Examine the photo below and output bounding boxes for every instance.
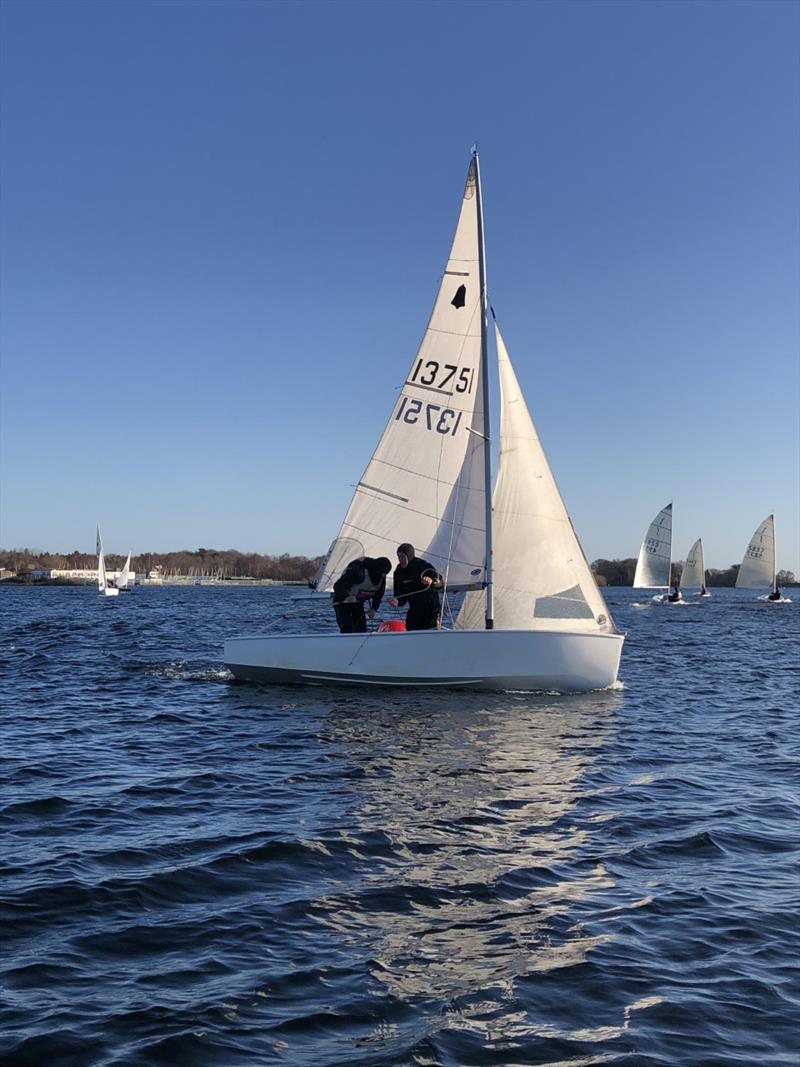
[736,515,775,590]
[315,161,487,592]
[457,324,612,632]
[681,537,705,589]
[633,504,673,588]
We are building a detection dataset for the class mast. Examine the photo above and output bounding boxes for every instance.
[667,502,673,590]
[472,147,494,628]
[772,515,778,593]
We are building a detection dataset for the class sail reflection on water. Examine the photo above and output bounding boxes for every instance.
[313,689,623,1001]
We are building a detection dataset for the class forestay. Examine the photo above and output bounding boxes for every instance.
[633,503,673,588]
[681,538,705,589]
[736,515,775,589]
[457,325,613,633]
[314,161,487,592]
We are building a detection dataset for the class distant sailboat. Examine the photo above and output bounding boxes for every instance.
[633,503,680,601]
[116,552,133,592]
[681,538,710,597]
[96,527,119,597]
[736,515,787,602]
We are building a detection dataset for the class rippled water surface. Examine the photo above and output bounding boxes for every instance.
[1,585,798,1066]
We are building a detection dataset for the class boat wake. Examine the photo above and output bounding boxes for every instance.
[137,660,233,683]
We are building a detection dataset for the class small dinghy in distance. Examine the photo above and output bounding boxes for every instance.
[96,527,119,598]
[736,515,790,602]
[681,538,710,597]
[224,151,624,691]
[633,504,681,603]
[115,552,133,592]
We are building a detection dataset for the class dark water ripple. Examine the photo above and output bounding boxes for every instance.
[1,585,798,1066]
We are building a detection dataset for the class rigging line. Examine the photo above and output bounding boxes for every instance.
[340,499,485,537]
[426,325,483,339]
[345,629,375,668]
[357,459,465,489]
[332,524,482,571]
[334,584,445,609]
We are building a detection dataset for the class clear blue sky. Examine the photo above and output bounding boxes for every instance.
[1,0,798,573]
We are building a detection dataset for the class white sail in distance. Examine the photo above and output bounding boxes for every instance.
[457,323,613,633]
[96,526,108,592]
[633,504,673,588]
[315,160,487,592]
[736,515,775,590]
[117,553,132,590]
[681,538,705,590]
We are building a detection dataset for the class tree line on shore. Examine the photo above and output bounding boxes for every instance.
[592,558,794,587]
[0,548,324,582]
[2,548,796,587]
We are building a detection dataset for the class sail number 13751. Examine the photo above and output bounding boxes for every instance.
[395,396,463,436]
[409,360,475,393]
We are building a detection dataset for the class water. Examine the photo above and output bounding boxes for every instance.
[1,585,798,1067]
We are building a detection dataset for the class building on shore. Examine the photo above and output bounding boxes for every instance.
[32,569,137,584]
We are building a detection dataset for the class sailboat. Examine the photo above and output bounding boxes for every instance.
[680,538,710,597]
[116,552,133,592]
[632,503,679,601]
[224,151,624,690]
[96,527,119,597]
[736,515,787,601]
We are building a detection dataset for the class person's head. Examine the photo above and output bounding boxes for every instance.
[364,557,392,583]
[397,543,415,567]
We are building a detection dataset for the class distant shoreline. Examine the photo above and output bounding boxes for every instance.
[0,577,310,588]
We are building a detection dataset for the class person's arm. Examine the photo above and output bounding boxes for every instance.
[395,570,410,606]
[420,560,443,589]
[370,578,386,612]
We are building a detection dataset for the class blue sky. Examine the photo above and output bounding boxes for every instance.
[1,0,798,572]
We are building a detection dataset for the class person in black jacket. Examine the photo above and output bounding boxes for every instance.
[332,556,392,633]
[388,543,443,630]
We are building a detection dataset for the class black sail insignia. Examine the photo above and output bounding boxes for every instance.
[451,284,466,309]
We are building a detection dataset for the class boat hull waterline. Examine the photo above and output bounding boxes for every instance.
[224,629,625,692]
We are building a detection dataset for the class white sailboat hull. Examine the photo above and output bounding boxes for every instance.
[225,628,624,692]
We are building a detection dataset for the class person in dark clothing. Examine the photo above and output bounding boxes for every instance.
[388,543,443,630]
[332,556,392,633]
[767,584,782,602]
[667,582,682,603]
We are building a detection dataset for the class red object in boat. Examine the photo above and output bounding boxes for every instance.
[377,620,406,633]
